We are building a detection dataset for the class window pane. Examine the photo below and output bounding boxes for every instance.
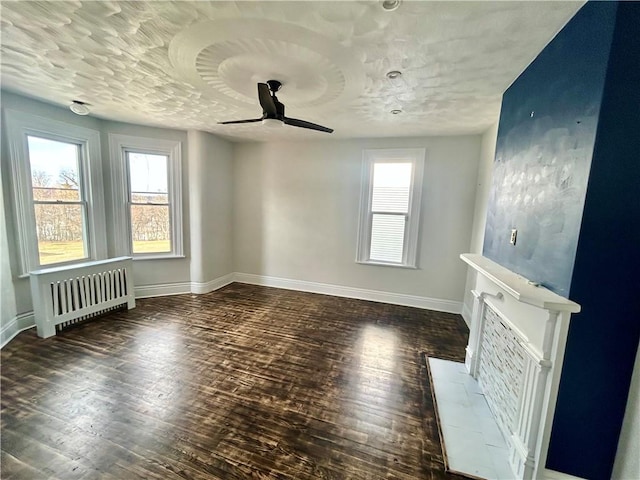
[128,152,168,195]
[371,162,412,213]
[34,204,87,265]
[130,204,171,253]
[370,214,405,263]
[28,136,81,201]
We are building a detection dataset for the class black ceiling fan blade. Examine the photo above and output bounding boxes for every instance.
[218,118,263,125]
[284,117,333,133]
[258,83,277,117]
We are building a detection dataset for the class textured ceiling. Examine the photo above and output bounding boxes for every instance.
[0,1,583,142]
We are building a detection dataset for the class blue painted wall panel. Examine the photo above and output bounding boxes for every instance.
[483,2,616,296]
[546,2,640,478]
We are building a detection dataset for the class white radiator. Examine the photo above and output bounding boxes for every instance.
[30,257,135,338]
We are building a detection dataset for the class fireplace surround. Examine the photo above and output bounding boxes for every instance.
[461,254,580,479]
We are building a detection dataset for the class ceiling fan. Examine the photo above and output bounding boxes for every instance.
[219,80,333,133]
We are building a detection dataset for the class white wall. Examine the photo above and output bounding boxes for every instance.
[0,145,18,336]
[100,120,191,289]
[613,344,640,479]
[188,130,234,286]
[233,136,481,304]
[462,122,498,324]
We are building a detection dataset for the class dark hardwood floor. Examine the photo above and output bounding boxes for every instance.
[1,283,469,480]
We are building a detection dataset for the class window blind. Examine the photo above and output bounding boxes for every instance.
[369,162,412,263]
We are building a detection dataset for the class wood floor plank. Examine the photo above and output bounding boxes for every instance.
[1,283,469,479]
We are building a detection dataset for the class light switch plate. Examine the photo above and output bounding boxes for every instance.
[510,229,517,245]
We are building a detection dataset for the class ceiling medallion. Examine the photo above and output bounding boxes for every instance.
[168,19,364,111]
[196,39,342,108]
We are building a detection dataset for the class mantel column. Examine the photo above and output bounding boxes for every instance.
[465,289,484,376]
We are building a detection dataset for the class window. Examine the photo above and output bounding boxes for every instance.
[127,152,171,254]
[110,134,183,259]
[4,110,107,275]
[28,136,88,265]
[357,148,425,268]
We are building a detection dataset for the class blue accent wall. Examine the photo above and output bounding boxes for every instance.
[547,3,640,479]
[482,2,640,478]
[483,3,616,296]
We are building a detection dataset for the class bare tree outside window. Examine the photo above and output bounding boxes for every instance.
[59,168,79,189]
[31,169,51,188]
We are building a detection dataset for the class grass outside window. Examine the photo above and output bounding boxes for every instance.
[38,240,171,264]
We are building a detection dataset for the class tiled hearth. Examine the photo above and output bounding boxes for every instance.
[429,357,512,479]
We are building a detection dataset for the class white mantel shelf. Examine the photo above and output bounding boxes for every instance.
[460,254,580,313]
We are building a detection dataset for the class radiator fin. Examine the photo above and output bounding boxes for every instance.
[50,269,130,317]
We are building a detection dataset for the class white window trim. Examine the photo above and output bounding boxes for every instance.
[3,109,107,277]
[109,134,183,260]
[356,148,425,268]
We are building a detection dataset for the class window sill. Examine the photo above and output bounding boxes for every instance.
[356,260,418,270]
[132,254,186,261]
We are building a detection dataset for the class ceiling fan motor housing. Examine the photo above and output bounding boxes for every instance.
[265,80,284,119]
[266,80,282,93]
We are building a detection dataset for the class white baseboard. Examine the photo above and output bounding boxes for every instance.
[234,272,463,314]
[542,468,586,480]
[135,273,235,298]
[135,282,191,298]
[461,303,472,328]
[191,273,235,294]
[1,312,35,349]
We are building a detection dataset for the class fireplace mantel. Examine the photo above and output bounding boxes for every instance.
[461,254,580,313]
[460,253,581,480]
